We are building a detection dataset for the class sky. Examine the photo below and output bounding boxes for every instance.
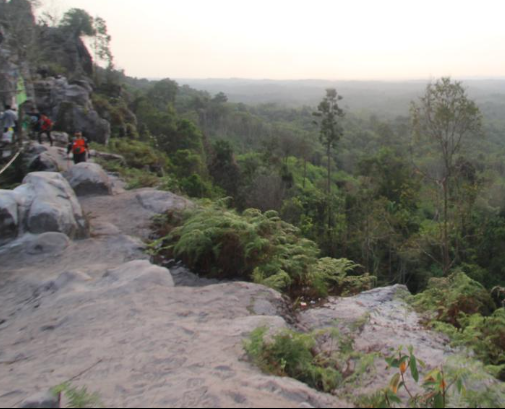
[42,0,505,81]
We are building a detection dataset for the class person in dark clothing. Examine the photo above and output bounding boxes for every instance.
[67,132,89,164]
[28,111,41,138]
[38,114,54,146]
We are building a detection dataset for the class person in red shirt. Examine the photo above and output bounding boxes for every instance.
[67,131,89,164]
[38,114,54,147]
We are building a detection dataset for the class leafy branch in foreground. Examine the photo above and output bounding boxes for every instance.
[367,346,463,409]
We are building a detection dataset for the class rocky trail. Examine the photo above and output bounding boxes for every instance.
[0,143,497,408]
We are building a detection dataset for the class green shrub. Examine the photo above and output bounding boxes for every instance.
[244,327,377,394]
[308,258,375,297]
[432,310,505,380]
[152,201,373,297]
[414,272,505,381]
[413,271,496,327]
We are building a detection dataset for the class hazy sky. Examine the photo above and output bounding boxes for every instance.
[45,0,505,80]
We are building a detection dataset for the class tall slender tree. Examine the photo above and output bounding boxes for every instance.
[411,77,483,274]
[314,89,345,196]
[314,89,345,230]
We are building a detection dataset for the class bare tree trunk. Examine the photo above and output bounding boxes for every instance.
[303,158,307,189]
[443,177,450,275]
[327,144,332,231]
[17,104,23,148]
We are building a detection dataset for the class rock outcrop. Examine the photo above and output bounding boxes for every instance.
[299,286,453,397]
[34,77,111,144]
[64,163,113,196]
[0,172,88,247]
[0,173,350,408]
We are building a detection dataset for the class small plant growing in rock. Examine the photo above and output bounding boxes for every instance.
[244,326,378,394]
[52,383,103,408]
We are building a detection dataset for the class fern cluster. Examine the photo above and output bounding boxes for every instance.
[244,327,377,394]
[153,200,374,297]
[413,271,496,327]
[414,272,505,380]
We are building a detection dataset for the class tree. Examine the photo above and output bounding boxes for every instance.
[147,78,179,111]
[60,8,95,38]
[314,89,345,196]
[209,140,241,198]
[313,89,345,230]
[91,17,113,69]
[411,78,483,274]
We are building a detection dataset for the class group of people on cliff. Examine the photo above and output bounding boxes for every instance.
[1,105,89,165]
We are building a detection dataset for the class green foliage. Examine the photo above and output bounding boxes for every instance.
[362,346,505,409]
[413,271,496,327]
[432,311,505,380]
[147,78,179,111]
[60,9,95,37]
[364,346,458,408]
[414,272,505,381]
[179,174,216,199]
[52,383,103,408]
[152,202,373,297]
[105,138,170,172]
[244,327,377,394]
[307,258,375,297]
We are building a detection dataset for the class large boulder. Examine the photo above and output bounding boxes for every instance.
[10,172,89,240]
[0,190,20,245]
[27,151,59,172]
[65,163,112,196]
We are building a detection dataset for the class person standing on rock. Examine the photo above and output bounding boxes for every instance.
[1,105,18,133]
[38,114,54,147]
[67,132,89,165]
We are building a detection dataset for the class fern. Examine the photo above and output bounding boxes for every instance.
[414,272,505,381]
[244,327,377,394]
[413,271,496,327]
[52,383,103,408]
[153,202,374,297]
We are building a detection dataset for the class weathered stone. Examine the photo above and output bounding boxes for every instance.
[89,150,126,165]
[299,285,453,398]
[18,172,88,238]
[33,75,111,145]
[19,391,60,408]
[51,132,69,148]
[64,84,92,108]
[136,188,194,214]
[103,260,175,289]
[27,152,59,172]
[0,190,19,245]
[65,163,112,196]
[24,232,70,255]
